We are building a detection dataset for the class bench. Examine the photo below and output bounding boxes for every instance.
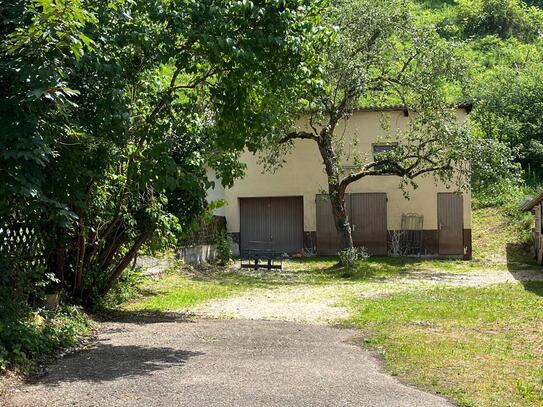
[240,241,283,270]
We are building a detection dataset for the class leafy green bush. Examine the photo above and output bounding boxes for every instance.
[0,293,91,374]
[338,247,369,270]
[97,267,144,309]
[473,181,541,219]
[215,234,232,266]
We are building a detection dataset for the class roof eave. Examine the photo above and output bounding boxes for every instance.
[521,192,543,211]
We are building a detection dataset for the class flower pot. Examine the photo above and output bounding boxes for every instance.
[45,292,60,310]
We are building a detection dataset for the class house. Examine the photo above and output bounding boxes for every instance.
[207,107,472,259]
[521,192,543,264]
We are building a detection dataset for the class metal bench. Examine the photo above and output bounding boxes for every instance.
[240,240,283,270]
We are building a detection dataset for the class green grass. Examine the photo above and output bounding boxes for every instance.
[343,283,543,407]
[472,207,534,266]
[122,254,500,313]
[123,273,250,311]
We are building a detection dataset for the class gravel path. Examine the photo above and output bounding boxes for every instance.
[193,268,543,323]
[194,284,352,324]
[4,319,452,407]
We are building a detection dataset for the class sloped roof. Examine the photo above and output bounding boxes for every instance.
[521,192,543,211]
[352,103,472,113]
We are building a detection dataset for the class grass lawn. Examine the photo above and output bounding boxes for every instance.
[343,283,543,406]
[121,254,507,313]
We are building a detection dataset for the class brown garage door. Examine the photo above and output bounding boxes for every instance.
[351,193,388,255]
[438,193,464,255]
[315,194,350,255]
[316,193,387,255]
[240,197,303,254]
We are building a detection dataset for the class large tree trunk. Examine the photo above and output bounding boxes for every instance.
[317,129,354,250]
[104,231,151,294]
[329,186,353,250]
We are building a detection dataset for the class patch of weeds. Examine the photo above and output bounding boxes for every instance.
[98,266,146,309]
[0,304,92,374]
[472,206,534,265]
[215,234,233,266]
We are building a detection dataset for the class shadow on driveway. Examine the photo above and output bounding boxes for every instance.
[93,309,196,325]
[32,343,202,386]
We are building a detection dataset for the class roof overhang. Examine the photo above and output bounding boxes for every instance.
[352,103,473,115]
[521,192,543,211]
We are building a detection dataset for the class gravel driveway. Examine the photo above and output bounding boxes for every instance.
[4,318,452,407]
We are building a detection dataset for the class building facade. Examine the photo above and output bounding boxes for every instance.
[207,108,472,259]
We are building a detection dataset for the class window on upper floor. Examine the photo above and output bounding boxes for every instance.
[372,143,399,160]
[372,143,399,175]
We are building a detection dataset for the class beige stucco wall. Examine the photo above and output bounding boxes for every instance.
[207,109,471,233]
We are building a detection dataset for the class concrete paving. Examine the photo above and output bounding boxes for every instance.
[5,318,452,407]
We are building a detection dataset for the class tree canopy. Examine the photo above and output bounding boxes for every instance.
[0,0,324,302]
[415,0,543,189]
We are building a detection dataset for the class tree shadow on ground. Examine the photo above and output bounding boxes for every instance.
[94,309,196,325]
[31,343,202,386]
[506,242,543,296]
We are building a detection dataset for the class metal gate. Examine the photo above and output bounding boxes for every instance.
[438,193,464,255]
[239,197,303,255]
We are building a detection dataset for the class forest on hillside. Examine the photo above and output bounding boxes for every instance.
[415,0,543,203]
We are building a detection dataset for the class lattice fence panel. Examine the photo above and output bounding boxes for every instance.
[0,223,47,269]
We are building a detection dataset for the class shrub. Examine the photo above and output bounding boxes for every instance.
[338,247,369,270]
[215,234,232,266]
[97,266,144,309]
[0,298,91,373]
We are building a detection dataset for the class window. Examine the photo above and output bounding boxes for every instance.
[372,143,399,175]
[372,143,398,160]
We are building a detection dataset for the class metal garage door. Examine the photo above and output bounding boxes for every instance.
[438,193,464,255]
[316,193,387,255]
[315,194,350,255]
[351,193,388,255]
[239,197,303,254]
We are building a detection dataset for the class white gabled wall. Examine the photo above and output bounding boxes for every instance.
[207,109,472,233]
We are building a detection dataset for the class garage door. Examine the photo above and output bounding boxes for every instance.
[316,193,387,255]
[239,197,303,255]
[438,193,464,255]
[351,193,388,255]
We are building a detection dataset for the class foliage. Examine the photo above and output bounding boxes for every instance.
[415,0,543,196]
[470,60,543,181]
[0,288,91,373]
[338,247,368,269]
[215,234,233,266]
[95,267,144,309]
[0,0,325,304]
[456,0,543,41]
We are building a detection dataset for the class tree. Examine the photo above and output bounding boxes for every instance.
[273,0,512,250]
[456,0,543,41]
[470,60,543,183]
[0,0,324,303]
